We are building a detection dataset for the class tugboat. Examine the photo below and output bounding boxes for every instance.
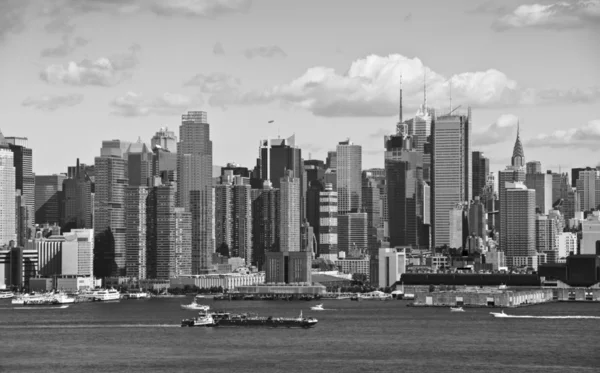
[181,311,318,329]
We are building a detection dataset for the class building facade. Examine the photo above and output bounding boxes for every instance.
[505,182,536,268]
[318,183,338,260]
[0,132,16,246]
[125,186,148,279]
[35,174,67,226]
[336,139,362,214]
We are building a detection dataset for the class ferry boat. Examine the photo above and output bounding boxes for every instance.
[181,300,210,311]
[80,288,121,301]
[450,306,465,312]
[0,291,14,299]
[11,292,74,305]
[310,304,324,311]
[182,311,318,329]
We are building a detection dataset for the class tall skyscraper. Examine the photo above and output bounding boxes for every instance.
[431,109,472,248]
[338,212,367,254]
[525,172,553,214]
[177,111,214,274]
[125,185,148,279]
[94,140,129,277]
[0,131,16,246]
[63,159,94,231]
[526,161,542,175]
[126,140,153,187]
[152,146,177,184]
[326,151,337,170]
[472,151,489,198]
[151,126,177,153]
[535,214,559,253]
[306,179,324,250]
[280,170,301,252]
[362,174,381,252]
[575,169,599,211]
[251,182,279,269]
[499,126,526,252]
[147,184,192,279]
[505,182,536,268]
[5,136,34,242]
[319,182,338,260]
[336,139,362,214]
[34,174,67,226]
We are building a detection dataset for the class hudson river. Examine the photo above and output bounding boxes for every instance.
[1,298,599,372]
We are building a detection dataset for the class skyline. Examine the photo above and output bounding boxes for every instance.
[1,0,599,177]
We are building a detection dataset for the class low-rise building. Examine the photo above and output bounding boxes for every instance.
[170,272,265,290]
[335,256,370,280]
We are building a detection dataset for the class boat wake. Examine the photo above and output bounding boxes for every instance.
[0,324,181,329]
[1,305,70,310]
[495,314,600,319]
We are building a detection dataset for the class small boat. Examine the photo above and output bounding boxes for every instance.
[181,300,210,311]
[310,304,324,311]
[0,291,14,299]
[498,284,507,290]
[450,306,465,312]
[490,310,509,318]
[126,290,150,299]
[180,313,216,327]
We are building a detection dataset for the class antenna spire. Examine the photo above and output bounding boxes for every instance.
[399,72,403,123]
[424,70,427,111]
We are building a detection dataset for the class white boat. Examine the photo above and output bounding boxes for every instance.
[310,304,324,311]
[80,288,121,301]
[181,300,210,311]
[490,310,509,318]
[0,291,14,299]
[12,293,50,305]
[450,306,465,312]
[359,291,393,300]
[498,284,507,290]
[54,293,76,304]
[127,290,149,299]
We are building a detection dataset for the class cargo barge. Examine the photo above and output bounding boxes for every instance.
[181,311,318,329]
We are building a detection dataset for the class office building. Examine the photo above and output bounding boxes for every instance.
[575,169,599,211]
[94,140,129,277]
[152,146,177,184]
[125,186,149,279]
[27,229,93,277]
[62,159,94,231]
[378,247,406,288]
[306,178,324,250]
[336,139,362,214]
[318,183,338,260]
[525,172,553,214]
[472,151,489,198]
[362,174,381,252]
[338,212,367,255]
[177,111,214,274]
[221,162,251,179]
[280,170,301,252]
[557,232,577,259]
[535,214,559,253]
[251,182,279,269]
[432,109,472,248]
[326,151,337,170]
[526,161,542,175]
[580,211,600,255]
[126,140,153,187]
[468,197,487,239]
[449,203,468,249]
[0,132,16,246]
[505,182,536,268]
[5,136,34,242]
[35,174,67,226]
[151,126,177,153]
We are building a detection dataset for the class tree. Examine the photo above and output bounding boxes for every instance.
[352,273,368,285]
[217,243,230,258]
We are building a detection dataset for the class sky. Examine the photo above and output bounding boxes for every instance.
[1,0,599,179]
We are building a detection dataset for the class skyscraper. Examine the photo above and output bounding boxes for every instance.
[251,182,279,269]
[526,161,542,175]
[336,139,362,214]
[125,185,148,279]
[94,140,129,277]
[177,111,214,274]
[63,159,94,231]
[280,170,300,252]
[319,182,338,260]
[151,126,177,153]
[362,173,381,252]
[472,151,489,198]
[431,109,472,248]
[5,136,34,242]
[126,140,153,187]
[499,126,526,252]
[338,212,367,255]
[34,174,66,226]
[152,146,177,184]
[525,172,553,214]
[0,131,16,246]
[505,182,536,268]
[575,169,599,211]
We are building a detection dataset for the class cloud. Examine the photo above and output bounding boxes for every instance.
[149,0,251,18]
[526,119,600,149]
[404,13,412,22]
[492,0,600,31]
[41,35,89,57]
[472,114,519,146]
[43,15,76,34]
[40,44,140,86]
[467,1,508,14]
[183,72,242,109]
[0,0,29,41]
[213,41,225,55]
[110,92,198,116]
[218,53,600,117]
[369,128,392,139]
[21,93,84,111]
[243,45,287,59]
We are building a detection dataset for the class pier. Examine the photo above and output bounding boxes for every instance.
[411,289,554,308]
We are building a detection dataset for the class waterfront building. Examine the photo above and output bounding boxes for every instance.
[472,151,489,198]
[557,232,578,260]
[5,136,34,242]
[499,126,526,252]
[151,126,177,153]
[377,247,406,288]
[27,229,93,277]
[35,174,67,226]
[580,211,600,255]
[94,140,129,277]
[62,159,94,231]
[125,186,149,279]
[336,139,362,214]
[525,172,553,214]
[505,182,537,268]
[171,272,265,290]
[338,212,367,256]
[318,183,338,260]
[335,257,370,280]
[251,182,279,270]
[177,111,214,274]
[449,203,468,249]
[126,139,153,187]
[431,109,472,248]
[0,132,16,246]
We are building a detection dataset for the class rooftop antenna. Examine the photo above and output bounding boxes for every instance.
[449,78,453,114]
[399,72,403,123]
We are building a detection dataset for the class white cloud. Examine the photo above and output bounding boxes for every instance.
[526,119,600,149]
[472,114,519,146]
[110,92,198,116]
[243,45,287,59]
[41,35,89,57]
[220,53,600,117]
[0,0,29,41]
[493,0,600,31]
[21,93,84,111]
[150,0,251,17]
[40,44,139,86]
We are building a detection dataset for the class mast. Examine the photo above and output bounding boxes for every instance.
[399,72,403,123]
